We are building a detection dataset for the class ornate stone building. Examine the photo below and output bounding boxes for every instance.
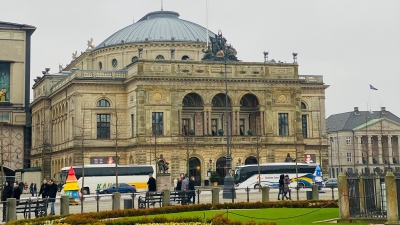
[326,107,400,177]
[30,11,328,185]
[0,22,35,177]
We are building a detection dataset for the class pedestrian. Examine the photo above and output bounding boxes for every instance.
[39,179,49,199]
[174,176,182,203]
[189,176,196,204]
[48,179,58,215]
[12,181,21,201]
[283,174,291,200]
[30,183,35,197]
[278,174,284,200]
[146,173,157,206]
[181,176,189,204]
[33,183,38,197]
[2,181,12,222]
[18,181,24,194]
[147,173,157,192]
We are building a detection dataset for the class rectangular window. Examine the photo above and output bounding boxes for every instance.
[239,119,245,136]
[278,113,289,136]
[182,119,190,136]
[131,114,134,137]
[302,115,307,138]
[360,136,364,144]
[211,119,217,136]
[346,153,352,162]
[347,168,353,173]
[97,114,110,139]
[0,62,11,102]
[152,112,163,136]
[346,137,351,145]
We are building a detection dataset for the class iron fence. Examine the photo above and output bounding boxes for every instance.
[347,173,386,218]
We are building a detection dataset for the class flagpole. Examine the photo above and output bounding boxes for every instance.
[369,87,371,112]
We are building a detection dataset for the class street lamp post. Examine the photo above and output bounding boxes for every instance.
[215,34,235,199]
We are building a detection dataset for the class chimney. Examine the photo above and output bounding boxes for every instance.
[381,107,387,114]
[354,107,360,115]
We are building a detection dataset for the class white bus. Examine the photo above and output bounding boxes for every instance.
[57,164,155,194]
[233,163,319,189]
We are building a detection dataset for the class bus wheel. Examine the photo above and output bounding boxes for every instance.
[254,184,261,189]
[82,188,89,195]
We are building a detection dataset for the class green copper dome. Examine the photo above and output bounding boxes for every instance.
[96,11,216,49]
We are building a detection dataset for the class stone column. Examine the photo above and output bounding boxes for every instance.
[112,192,121,210]
[368,136,373,165]
[178,109,182,135]
[208,110,212,135]
[338,173,349,219]
[388,135,393,164]
[231,110,236,135]
[262,186,269,202]
[378,135,383,164]
[385,172,398,223]
[6,198,16,222]
[212,187,219,204]
[357,136,363,165]
[260,109,265,135]
[203,109,208,135]
[236,110,240,135]
[60,195,70,215]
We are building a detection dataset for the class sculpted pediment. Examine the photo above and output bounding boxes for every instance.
[355,119,400,132]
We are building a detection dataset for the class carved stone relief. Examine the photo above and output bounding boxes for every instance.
[143,63,171,72]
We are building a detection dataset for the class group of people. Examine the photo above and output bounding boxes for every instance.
[175,176,196,204]
[1,179,59,221]
[146,173,196,205]
[1,181,24,221]
[278,174,292,200]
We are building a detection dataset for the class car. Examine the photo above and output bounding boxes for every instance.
[324,178,338,188]
[97,183,137,194]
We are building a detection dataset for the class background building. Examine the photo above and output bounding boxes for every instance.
[326,107,400,177]
[0,22,35,179]
[30,11,328,185]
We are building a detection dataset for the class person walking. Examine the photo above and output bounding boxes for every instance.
[278,174,284,200]
[12,182,21,201]
[30,183,37,197]
[188,176,196,204]
[283,175,291,200]
[147,173,157,192]
[48,179,58,215]
[39,179,49,199]
[181,176,189,204]
[2,181,12,222]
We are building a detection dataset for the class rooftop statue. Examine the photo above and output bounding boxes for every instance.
[201,31,238,62]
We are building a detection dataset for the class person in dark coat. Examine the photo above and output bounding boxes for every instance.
[278,174,284,200]
[18,182,24,194]
[175,176,182,191]
[39,179,49,198]
[48,179,58,215]
[30,183,37,197]
[2,181,12,222]
[188,176,196,204]
[12,182,21,200]
[147,173,156,192]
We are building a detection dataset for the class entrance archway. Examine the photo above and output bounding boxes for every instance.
[189,157,201,186]
[216,157,226,185]
[245,156,257,165]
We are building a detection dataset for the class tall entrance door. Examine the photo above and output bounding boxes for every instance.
[189,157,201,186]
[216,157,226,185]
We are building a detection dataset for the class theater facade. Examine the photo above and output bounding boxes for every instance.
[30,11,329,184]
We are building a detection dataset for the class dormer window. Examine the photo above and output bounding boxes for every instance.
[97,99,110,107]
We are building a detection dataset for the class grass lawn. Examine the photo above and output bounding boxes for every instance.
[128,208,371,225]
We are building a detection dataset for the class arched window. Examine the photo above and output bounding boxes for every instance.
[155,55,165,60]
[132,56,138,63]
[181,55,190,60]
[97,99,110,107]
[301,102,307,110]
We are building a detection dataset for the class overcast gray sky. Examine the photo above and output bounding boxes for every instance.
[1,0,399,117]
